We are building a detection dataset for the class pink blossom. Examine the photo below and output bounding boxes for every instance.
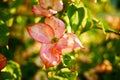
[32,0,63,17]
[27,16,83,68]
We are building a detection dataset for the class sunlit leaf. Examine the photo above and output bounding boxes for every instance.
[80,20,92,34]
[67,5,85,33]
[56,68,78,80]
[49,68,78,80]
[1,60,22,80]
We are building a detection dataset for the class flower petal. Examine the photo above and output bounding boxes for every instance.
[32,5,56,17]
[27,23,55,43]
[39,0,63,12]
[39,0,52,9]
[73,34,84,49]
[52,0,63,11]
[56,33,84,53]
[55,33,74,53]
[40,44,62,68]
[45,16,65,38]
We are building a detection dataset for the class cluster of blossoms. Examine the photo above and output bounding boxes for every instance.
[27,0,83,68]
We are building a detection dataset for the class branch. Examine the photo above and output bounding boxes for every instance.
[95,27,120,35]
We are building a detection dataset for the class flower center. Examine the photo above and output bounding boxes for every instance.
[47,6,52,9]
[51,37,58,43]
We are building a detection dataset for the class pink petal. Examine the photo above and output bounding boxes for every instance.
[39,0,63,12]
[40,44,62,68]
[27,23,55,43]
[56,33,84,53]
[39,0,52,9]
[67,33,84,49]
[73,34,84,49]
[32,5,56,17]
[45,16,65,38]
[55,33,74,53]
[52,0,63,11]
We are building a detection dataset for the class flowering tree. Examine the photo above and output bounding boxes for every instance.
[27,0,83,68]
[0,0,120,80]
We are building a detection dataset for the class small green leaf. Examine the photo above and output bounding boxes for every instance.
[1,60,22,80]
[62,54,76,68]
[0,24,9,46]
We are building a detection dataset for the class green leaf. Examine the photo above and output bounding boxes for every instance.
[62,54,76,68]
[1,60,22,80]
[80,20,92,34]
[0,24,9,46]
[49,68,78,80]
[67,5,77,20]
[0,72,15,80]
[57,68,78,80]
[67,5,85,33]
[77,7,85,28]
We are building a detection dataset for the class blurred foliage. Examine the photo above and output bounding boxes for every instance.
[0,60,21,80]
[0,24,9,46]
[0,0,120,80]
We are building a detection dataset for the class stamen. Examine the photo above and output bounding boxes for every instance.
[51,37,58,43]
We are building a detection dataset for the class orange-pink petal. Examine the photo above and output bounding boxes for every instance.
[39,0,52,9]
[40,44,62,68]
[32,0,63,17]
[71,34,84,49]
[27,23,55,43]
[32,5,56,17]
[52,0,63,11]
[56,33,84,53]
[39,0,63,12]
[45,16,65,38]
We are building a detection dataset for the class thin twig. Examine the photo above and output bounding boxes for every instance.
[95,27,120,35]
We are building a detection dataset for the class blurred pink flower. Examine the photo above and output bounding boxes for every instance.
[0,53,7,70]
[32,0,63,17]
[27,16,83,68]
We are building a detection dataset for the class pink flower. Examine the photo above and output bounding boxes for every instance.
[27,16,83,68]
[32,0,63,17]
